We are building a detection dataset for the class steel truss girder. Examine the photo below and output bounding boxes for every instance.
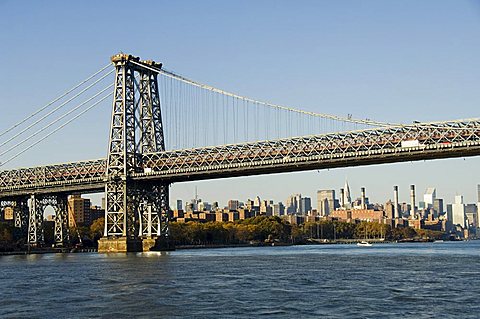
[139,119,480,179]
[1,118,480,197]
[27,194,68,246]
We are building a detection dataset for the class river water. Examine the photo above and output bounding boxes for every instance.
[1,241,480,318]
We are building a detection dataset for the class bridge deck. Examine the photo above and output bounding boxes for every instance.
[1,119,479,199]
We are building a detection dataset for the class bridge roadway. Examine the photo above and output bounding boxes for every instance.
[1,119,479,199]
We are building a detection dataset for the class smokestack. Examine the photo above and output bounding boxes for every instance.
[410,185,416,218]
[361,187,366,209]
[394,186,399,219]
[340,188,345,208]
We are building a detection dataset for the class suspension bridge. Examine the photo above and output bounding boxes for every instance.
[1,53,479,252]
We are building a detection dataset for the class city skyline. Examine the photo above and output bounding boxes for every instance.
[171,180,480,211]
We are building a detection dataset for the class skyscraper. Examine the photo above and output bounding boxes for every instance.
[344,180,352,207]
[452,195,466,228]
[317,190,335,216]
[433,198,444,217]
[273,202,285,216]
[300,197,312,214]
[228,200,240,211]
[424,188,436,209]
[286,194,302,214]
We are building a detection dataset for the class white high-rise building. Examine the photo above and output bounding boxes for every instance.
[424,187,436,209]
[253,196,261,208]
[317,190,335,216]
[452,195,466,228]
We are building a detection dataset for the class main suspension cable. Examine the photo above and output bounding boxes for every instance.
[130,60,395,127]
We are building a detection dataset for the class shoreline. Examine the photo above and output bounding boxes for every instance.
[1,238,467,255]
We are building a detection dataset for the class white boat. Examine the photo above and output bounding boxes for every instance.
[357,241,373,247]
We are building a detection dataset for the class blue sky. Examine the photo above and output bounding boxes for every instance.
[0,0,479,206]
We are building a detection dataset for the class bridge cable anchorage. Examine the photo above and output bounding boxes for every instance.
[0,69,114,148]
[0,84,113,158]
[0,63,112,139]
[0,91,112,167]
[130,60,395,128]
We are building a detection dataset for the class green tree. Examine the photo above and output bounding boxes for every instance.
[90,218,105,241]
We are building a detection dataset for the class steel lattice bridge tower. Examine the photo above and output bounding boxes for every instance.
[100,54,170,251]
[1,53,480,252]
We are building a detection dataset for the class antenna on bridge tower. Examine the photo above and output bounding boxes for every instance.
[99,53,171,253]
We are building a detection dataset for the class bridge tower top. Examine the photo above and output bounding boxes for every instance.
[110,53,162,71]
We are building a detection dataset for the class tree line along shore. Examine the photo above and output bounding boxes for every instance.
[0,216,446,252]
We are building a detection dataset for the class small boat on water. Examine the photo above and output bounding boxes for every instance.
[357,241,373,247]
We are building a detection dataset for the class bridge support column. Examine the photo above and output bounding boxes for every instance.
[99,181,172,253]
[138,182,172,251]
[14,198,29,240]
[99,53,172,253]
[27,194,69,248]
[52,196,69,247]
[28,194,44,247]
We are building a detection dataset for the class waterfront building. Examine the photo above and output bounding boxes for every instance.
[330,209,384,222]
[67,195,91,227]
[215,212,228,222]
[317,190,335,216]
[237,208,252,220]
[3,207,13,221]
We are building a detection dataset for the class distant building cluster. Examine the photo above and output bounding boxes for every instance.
[1,182,477,240]
[171,182,480,239]
[66,195,104,227]
[0,195,105,229]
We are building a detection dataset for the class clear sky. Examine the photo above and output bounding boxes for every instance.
[0,0,479,207]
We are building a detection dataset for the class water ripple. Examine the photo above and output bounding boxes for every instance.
[1,241,480,318]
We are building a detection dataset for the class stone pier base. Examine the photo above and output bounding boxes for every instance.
[98,237,175,253]
[98,237,143,253]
